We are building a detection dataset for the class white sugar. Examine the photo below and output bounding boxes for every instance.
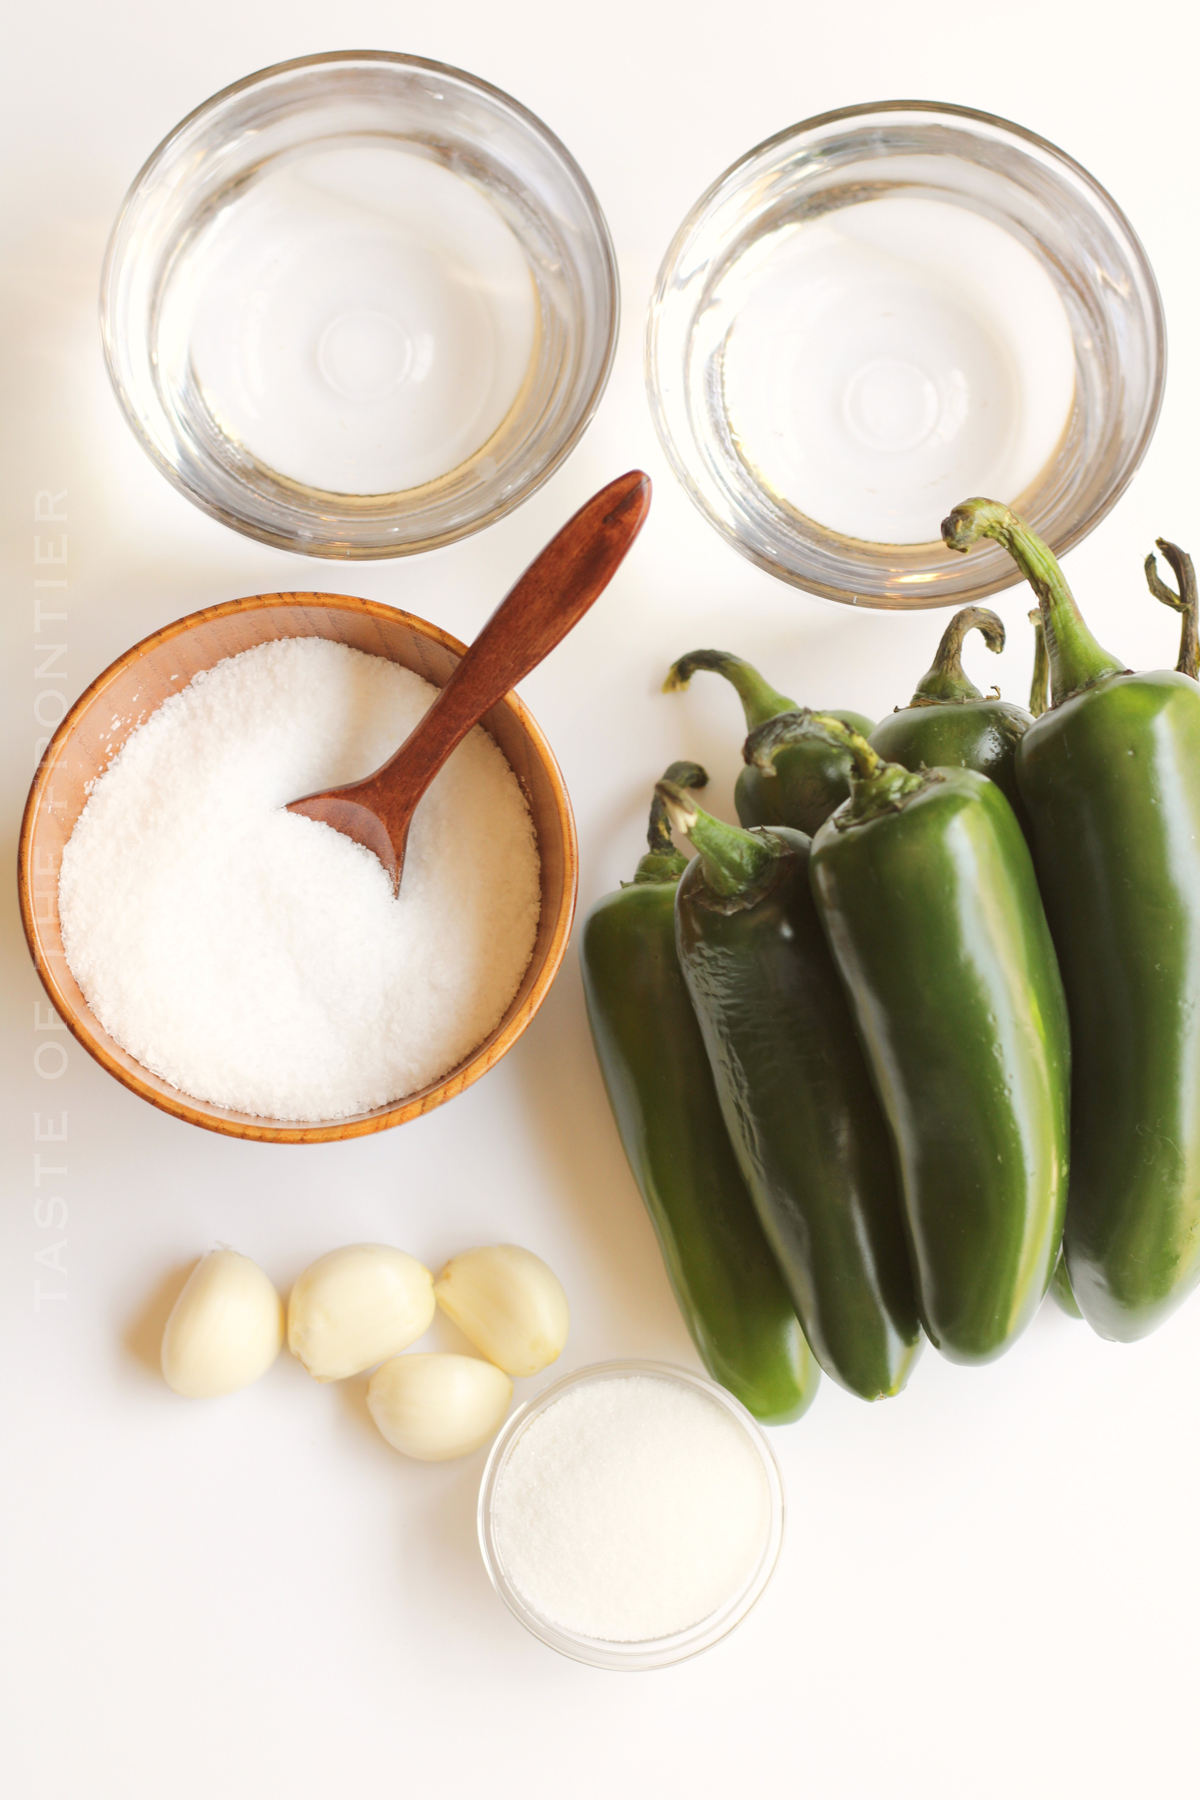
[491,1374,771,1643]
[58,637,541,1120]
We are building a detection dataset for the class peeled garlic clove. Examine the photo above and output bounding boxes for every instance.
[161,1250,284,1398]
[367,1353,513,1461]
[433,1243,569,1377]
[288,1244,435,1381]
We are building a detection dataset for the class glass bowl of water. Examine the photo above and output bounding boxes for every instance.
[102,52,618,558]
[645,100,1165,609]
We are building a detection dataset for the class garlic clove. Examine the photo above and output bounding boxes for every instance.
[434,1244,569,1377]
[367,1353,513,1461]
[161,1250,284,1398]
[287,1244,435,1382]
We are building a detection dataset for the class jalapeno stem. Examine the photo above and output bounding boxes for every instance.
[745,708,880,779]
[941,498,1125,704]
[742,710,927,825]
[1028,611,1050,719]
[910,606,1005,705]
[655,781,776,897]
[633,762,709,884]
[647,762,707,856]
[663,649,796,730]
[1144,539,1198,681]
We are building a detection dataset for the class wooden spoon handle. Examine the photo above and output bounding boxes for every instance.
[370,470,651,802]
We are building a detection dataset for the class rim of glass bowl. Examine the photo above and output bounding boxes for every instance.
[477,1360,785,1671]
[645,98,1166,610]
[100,50,619,559]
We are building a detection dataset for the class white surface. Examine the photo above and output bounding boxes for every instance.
[2,4,1199,1797]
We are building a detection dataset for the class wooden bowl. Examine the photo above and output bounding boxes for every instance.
[18,593,578,1143]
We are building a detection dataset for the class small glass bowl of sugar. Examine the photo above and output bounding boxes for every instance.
[646,100,1165,610]
[478,1361,784,1669]
[101,52,617,557]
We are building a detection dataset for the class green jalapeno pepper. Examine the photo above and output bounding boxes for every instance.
[580,762,819,1423]
[1050,1252,1083,1319]
[745,710,1071,1362]
[945,499,1200,1342]
[868,607,1033,834]
[1029,607,1062,1317]
[663,649,874,834]
[657,782,921,1401]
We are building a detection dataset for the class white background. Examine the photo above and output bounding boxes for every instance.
[3,3,1199,1796]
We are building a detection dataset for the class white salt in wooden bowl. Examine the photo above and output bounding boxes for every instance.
[18,592,578,1143]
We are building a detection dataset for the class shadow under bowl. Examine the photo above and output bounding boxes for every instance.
[18,594,578,1143]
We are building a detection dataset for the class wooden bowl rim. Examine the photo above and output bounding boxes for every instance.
[18,590,579,1144]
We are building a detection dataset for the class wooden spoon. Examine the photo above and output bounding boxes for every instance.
[287,470,652,893]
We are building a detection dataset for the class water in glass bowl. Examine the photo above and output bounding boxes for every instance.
[171,144,539,497]
[719,195,1076,546]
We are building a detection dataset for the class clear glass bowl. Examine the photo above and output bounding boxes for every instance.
[645,101,1166,609]
[101,52,618,558]
[477,1361,785,1670]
